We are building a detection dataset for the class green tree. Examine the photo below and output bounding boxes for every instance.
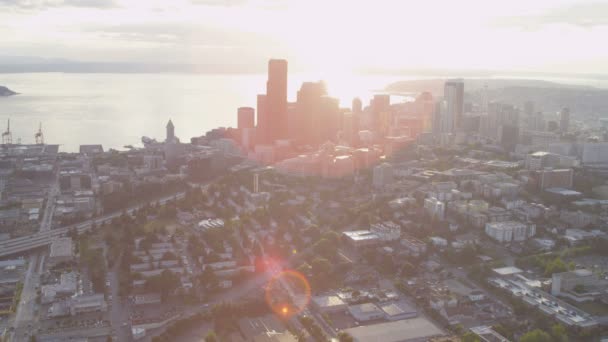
[461,331,481,342]
[550,324,568,342]
[311,257,332,289]
[337,331,354,342]
[144,270,180,298]
[205,331,218,342]
[519,329,551,342]
[311,257,332,278]
[199,266,219,291]
[573,284,585,293]
[544,257,567,276]
[492,324,513,340]
[321,231,340,245]
[400,262,416,277]
[313,238,335,259]
[162,251,177,260]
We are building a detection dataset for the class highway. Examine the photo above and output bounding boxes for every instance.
[12,253,42,341]
[0,191,187,258]
[39,173,60,233]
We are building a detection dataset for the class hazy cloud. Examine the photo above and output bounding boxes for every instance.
[0,0,117,10]
[494,2,608,29]
[191,0,247,7]
[190,0,286,10]
[85,22,281,48]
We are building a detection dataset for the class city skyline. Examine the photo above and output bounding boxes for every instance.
[3,2,608,342]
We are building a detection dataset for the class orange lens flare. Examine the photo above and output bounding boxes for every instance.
[264,269,311,319]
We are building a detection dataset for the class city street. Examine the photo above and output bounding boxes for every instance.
[109,252,133,342]
[12,253,41,341]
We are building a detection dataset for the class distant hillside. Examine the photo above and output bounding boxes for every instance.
[0,86,17,96]
[385,78,594,96]
[385,78,608,117]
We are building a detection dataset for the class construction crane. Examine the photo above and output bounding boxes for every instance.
[2,119,12,145]
[35,122,44,145]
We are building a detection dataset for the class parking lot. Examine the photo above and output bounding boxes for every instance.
[40,311,109,335]
[327,311,360,330]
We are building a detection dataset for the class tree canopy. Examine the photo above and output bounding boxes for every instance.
[519,329,552,342]
[144,270,180,298]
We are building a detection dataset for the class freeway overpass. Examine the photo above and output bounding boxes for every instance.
[0,191,186,258]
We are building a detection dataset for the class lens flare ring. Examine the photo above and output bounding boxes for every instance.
[264,269,311,319]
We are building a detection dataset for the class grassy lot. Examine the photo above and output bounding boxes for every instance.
[572,301,608,316]
[143,219,181,234]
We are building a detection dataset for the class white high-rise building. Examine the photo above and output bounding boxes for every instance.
[481,84,489,114]
[582,143,608,165]
[444,79,464,131]
[424,197,445,220]
[485,221,536,243]
[434,100,452,133]
[370,222,401,241]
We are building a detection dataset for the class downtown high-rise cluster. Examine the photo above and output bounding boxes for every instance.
[231,59,441,168]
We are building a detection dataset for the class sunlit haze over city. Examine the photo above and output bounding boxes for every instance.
[2,1,608,342]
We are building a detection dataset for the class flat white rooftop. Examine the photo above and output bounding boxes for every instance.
[344,317,443,342]
[492,266,523,276]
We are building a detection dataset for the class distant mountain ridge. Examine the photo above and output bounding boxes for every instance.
[385,78,608,117]
[385,78,595,96]
[0,55,266,74]
[2,55,608,80]
[0,86,17,96]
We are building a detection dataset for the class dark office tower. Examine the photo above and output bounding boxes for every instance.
[166,119,175,142]
[480,102,519,141]
[352,97,363,114]
[462,115,480,133]
[287,103,298,142]
[560,107,570,133]
[433,100,449,134]
[416,92,434,132]
[296,81,327,145]
[341,112,355,145]
[320,96,340,142]
[371,94,391,135]
[237,107,255,129]
[524,101,535,117]
[499,124,519,152]
[524,101,535,130]
[533,112,546,131]
[547,120,559,132]
[350,97,362,139]
[266,59,288,142]
[444,79,464,131]
[256,94,268,143]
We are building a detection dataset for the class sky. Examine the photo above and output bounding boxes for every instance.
[1,0,608,74]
